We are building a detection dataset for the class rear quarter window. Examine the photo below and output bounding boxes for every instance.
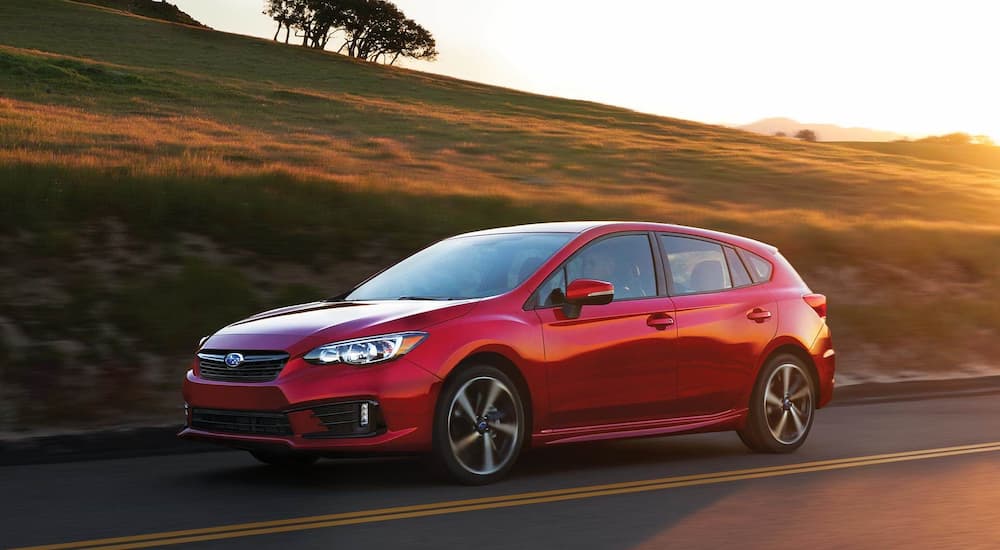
[724,246,753,287]
[738,249,774,283]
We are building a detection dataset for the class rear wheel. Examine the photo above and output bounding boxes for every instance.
[249,451,319,468]
[738,354,815,453]
[432,365,526,485]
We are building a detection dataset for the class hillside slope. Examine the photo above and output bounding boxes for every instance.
[76,0,207,27]
[1,0,999,432]
[836,141,1000,172]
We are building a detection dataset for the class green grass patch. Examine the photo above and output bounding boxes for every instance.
[109,259,259,353]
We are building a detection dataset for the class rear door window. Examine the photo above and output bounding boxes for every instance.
[658,235,732,295]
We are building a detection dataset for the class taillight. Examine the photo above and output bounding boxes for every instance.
[803,293,827,319]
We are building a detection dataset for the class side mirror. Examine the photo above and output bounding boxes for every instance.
[562,278,614,318]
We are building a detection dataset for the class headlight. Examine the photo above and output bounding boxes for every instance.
[303,332,427,366]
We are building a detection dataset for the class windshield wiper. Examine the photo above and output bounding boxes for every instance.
[396,296,448,300]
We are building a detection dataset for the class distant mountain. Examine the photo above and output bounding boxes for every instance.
[77,0,208,28]
[737,117,907,142]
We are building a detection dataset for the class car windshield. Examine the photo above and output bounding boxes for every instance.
[345,232,573,301]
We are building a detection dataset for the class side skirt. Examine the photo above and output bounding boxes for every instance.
[531,408,747,446]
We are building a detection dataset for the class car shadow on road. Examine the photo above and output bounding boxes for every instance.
[179,432,751,491]
[150,436,754,550]
[516,433,749,479]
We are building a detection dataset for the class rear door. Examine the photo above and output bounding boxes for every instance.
[533,233,678,429]
[657,234,777,416]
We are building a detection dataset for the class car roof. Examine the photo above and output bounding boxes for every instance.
[453,221,777,253]
[455,221,610,236]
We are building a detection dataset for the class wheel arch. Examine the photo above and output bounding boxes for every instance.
[438,350,535,439]
[759,343,821,408]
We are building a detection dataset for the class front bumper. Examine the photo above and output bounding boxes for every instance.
[180,356,442,453]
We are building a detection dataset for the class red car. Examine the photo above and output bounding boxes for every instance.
[180,222,834,484]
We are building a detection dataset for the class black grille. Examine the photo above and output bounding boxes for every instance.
[305,401,383,438]
[197,351,288,382]
[191,408,292,436]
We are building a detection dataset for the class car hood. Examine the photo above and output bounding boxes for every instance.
[201,299,478,354]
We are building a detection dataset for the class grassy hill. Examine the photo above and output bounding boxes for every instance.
[836,141,1000,172]
[2,0,999,432]
[75,0,207,27]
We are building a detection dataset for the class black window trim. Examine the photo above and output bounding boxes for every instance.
[524,231,664,311]
[655,232,772,297]
[724,245,753,289]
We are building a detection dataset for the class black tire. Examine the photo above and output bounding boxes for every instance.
[432,365,526,485]
[249,450,319,468]
[738,354,816,453]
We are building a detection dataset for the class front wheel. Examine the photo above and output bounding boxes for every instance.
[432,365,526,485]
[738,354,815,453]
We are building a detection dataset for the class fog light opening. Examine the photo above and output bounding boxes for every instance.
[360,402,369,427]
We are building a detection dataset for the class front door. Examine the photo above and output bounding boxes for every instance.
[533,233,678,429]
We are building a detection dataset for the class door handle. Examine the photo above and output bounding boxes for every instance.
[747,308,772,323]
[647,313,675,330]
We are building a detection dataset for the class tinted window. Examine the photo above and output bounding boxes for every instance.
[739,249,774,283]
[724,246,753,287]
[535,234,657,306]
[346,232,572,300]
[659,235,732,295]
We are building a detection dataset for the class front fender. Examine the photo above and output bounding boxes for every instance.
[402,311,548,432]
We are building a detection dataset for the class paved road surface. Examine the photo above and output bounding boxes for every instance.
[3,394,999,549]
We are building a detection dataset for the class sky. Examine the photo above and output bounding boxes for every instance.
[171,0,1000,140]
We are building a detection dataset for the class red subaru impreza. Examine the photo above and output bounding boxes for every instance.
[181,221,834,484]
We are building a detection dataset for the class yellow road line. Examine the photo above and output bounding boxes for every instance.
[23,440,1000,550]
[14,441,1000,550]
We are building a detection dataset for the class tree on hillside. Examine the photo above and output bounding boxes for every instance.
[334,0,437,64]
[795,129,817,142]
[264,0,299,43]
[264,0,337,48]
[263,0,437,64]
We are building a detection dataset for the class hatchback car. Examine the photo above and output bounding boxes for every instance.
[180,221,834,484]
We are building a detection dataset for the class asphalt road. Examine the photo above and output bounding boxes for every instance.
[3,394,1000,550]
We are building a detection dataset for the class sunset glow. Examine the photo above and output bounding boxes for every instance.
[173,0,1000,141]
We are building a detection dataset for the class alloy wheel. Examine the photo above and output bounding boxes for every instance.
[446,376,520,476]
[763,362,814,445]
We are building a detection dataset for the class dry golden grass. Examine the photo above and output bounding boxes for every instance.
[4,96,999,232]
